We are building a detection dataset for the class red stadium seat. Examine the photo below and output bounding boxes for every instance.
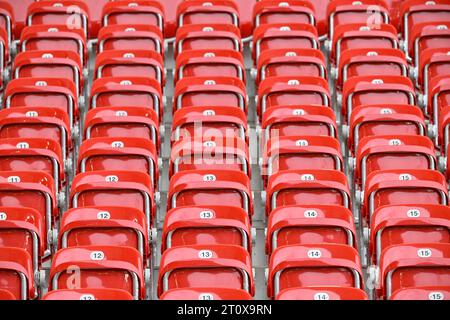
[276,287,368,300]
[43,288,134,300]
[253,0,315,28]
[158,244,254,297]
[389,287,450,300]
[177,0,239,28]
[428,75,450,125]
[162,206,251,252]
[168,170,252,215]
[49,246,145,300]
[266,205,356,254]
[417,48,450,95]
[268,244,363,299]
[0,2,13,46]
[160,287,253,300]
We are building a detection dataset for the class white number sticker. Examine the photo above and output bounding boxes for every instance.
[399,174,412,181]
[0,212,6,220]
[292,109,305,116]
[105,175,119,182]
[203,141,216,148]
[16,142,29,149]
[314,293,330,300]
[295,140,309,147]
[97,211,111,220]
[200,210,214,219]
[199,293,214,300]
[25,111,38,117]
[198,250,213,259]
[417,248,432,258]
[202,110,215,116]
[203,174,216,182]
[304,210,318,218]
[307,249,322,259]
[115,110,128,117]
[79,294,96,300]
[111,141,124,148]
[428,292,444,300]
[90,251,105,261]
[407,209,421,218]
[301,174,315,181]
[389,139,402,146]
[7,176,21,183]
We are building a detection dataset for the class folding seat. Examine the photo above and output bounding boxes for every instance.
[353,135,436,190]
[161,206,251,252]
[361,169,448,223]
[20,25,88,66]
[266,205,356,254]
[266,170,351,216]
[160,288,253,300]
[262,136,343,181]
[158,245,254,297]
[389,287,450,300]
[170,137,249,177]
[175,49,245,82]
[257,76,330,119]
[0,207,45,275]
[70,171,155,228]
[0,247,36,300]
[336,48,408,89]
[13,50,84,97]
[377,243,450,299]
[174,76,247,113]
[98,25,163,55]
[172,106,247,142]
[400,0,450,62]
[0,138,64,193]
[95,50,164,85]
[0,106,72,160]
[253,0,316,27]
[330,23,399,66]
[90,77,163,121]
[84,106,159,149]
[77,137,158,190]
[267,244,363,299]
[43,288,134,300]
[275,287,368,300]
[256,48,326,84]
[0,2,13,48]
[409,21,450,67]
[175,24,242,57]
[341,75,416,124]
[370,204,450,265]
[168,170,252,216]
[59,207,149,258]
[348,104,426,154]
[261,105,338,146]
[4,78,79,129]
[438,106,450,154]
[428,75,450,125]
[177,0,239,28]
[2,0,34,39]
[0,171,57,240]
[102,0,165,32]
[26,1,90,38]
[417,48,450,96]
[252,23,319,62]
[327,0,389,41]
[49,246,146,300]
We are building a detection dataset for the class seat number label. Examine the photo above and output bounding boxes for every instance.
[200,211,214,219]
[417,248,432,258]
[314,293,330,300]
[97,211,111,220]
[80,294,96,300]
[105,175,119,182]
[429,292,444,300]
[0,212,6,220]
[198,293,214,300]
[407,209,421,218]
[304,210,318,218]
[307,249,322,259]
[198,250,213,259]
[203,174,216,182]
[90,251,105,261]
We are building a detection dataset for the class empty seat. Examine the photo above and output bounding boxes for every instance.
[175,24,242,57]
[266,205,356,254]
[0,2,13,47]
[4,78,78,128]
[43,288,134,300]
[77,137,158,190]
[172,106,247,142]
[257,76,330,119]
[177,0,239,28]
[268,244,363,299]
[418,47,450,95]
[0,247,36,300]
[174,76,247,113]
[59,207,149,258]
[98,24,163,54]
[389,287,450,300]
[438,105,450,154]
[253,0,315,27]
[266,169,351,215]
[261,105,337,145]
[342,75,416,124]
[95,50,164,85]
[70,171,155,228]
[354,135,436,189]
[370,204,450,264]
[378,243,450,299]
[175,49,245,82]
[170,137,249,177]
[253,23,319,62]
[362,169,448,222]
[160,288,253,300]
[49,246,145,300]
[0,206,45,273]
[428,75,450,125]
[20,25,87,65]
[102,0,164,32]
[257,48,326,84]
[276,287,368,300]
[168,170,252,215]
[26,0,89,37]
[162,206,251,252]
[158,244,254,297]
[84,106,159,148]
[90,77,163,121]
[349,104,426,154]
